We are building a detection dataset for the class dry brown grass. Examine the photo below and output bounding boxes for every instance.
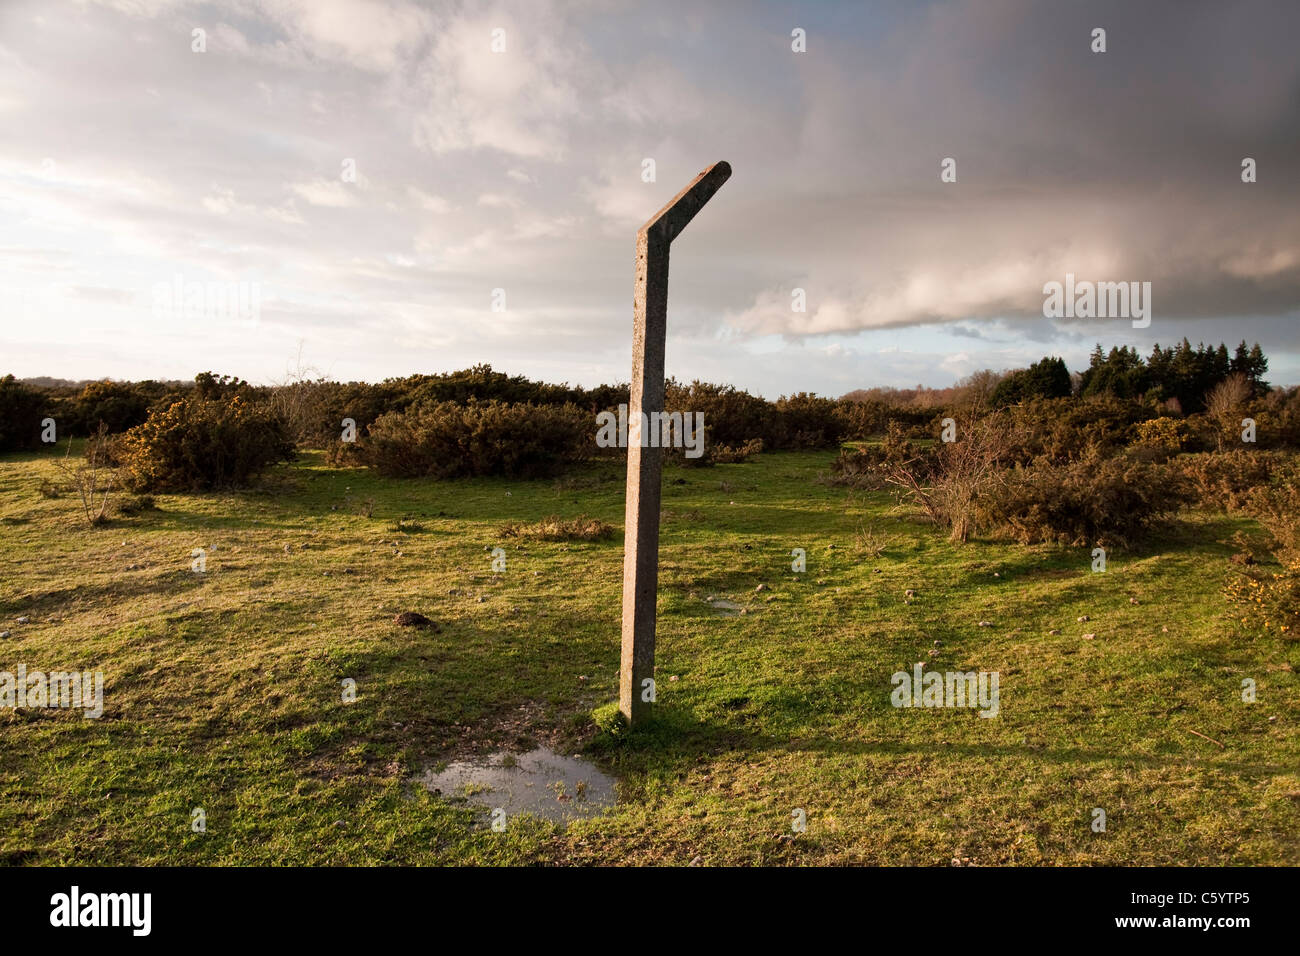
[497,513,615,541]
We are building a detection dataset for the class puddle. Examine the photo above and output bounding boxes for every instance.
[707,597,744,615]
[416,747,616,823]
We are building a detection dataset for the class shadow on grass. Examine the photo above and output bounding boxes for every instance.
[592,703,1290,780]
[0,568,208,616]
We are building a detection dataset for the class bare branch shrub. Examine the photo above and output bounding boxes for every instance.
[882,414,1018,542]
[1206,373,1252,451]
[54,425,116,525]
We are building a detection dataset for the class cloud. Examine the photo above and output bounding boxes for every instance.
[289,179,358,207]
[1,0,1298,395]
[407,187,451,213]
[410,6,587,160]
[252,0,433,72]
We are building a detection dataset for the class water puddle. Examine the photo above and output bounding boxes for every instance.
[707,597,744,615]
[416,747,617,824]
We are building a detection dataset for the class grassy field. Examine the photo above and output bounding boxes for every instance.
[1,445,1296,866]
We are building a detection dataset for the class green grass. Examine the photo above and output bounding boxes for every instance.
[1,446,1296,865]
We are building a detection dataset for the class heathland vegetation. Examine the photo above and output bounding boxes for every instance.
[1,341,1296,864]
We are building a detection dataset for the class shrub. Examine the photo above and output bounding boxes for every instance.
[361,400,589,479]
[708,438,765,464]
[1259,386,1300,448]
[71,379,151,435]
[1171,451,1281,512]
[193,371,257,402]
[0,375,50,452]
[832,399,887,441]
[823,447,889,489]
[1001,396,1147,466]
[405,363,584,407]
[885,414,1014,542]
[117,395,295,491]
[117,494,157,516]
[84,433,125,468]
[977,458,1195,546]
[1225,565,1300,638]
[1223,458,1300,639]
[832,398,937,441]
[669,436,764,467]
[1131,417,1188,458]
[321,380,416,445]
[1244,460,1300,568]
[53,425,117,525]
[498,515,615,541]
[665,380,773,450]
[771,392,845,449]
[268,377,342,447]
[1205,373,1253,450]
[825,423,931,489]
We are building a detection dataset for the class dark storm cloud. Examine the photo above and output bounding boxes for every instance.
[1,0,1296,393]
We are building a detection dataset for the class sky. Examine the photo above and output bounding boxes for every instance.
[2,0,1298,398]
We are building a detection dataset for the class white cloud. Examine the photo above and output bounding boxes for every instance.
[476,192,519,210]
[2,0,1298,395]
[407,187,451,213]
[411,8,587,160]
[289,178,358,207]
[252,0,433,72]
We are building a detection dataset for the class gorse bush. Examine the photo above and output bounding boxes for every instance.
[999,396,1148,466]
[361,400,590,479]
[117,395,295,491]
[824,446,889,489]
[770,392,845,449]
[2,376,193,449]
[1171,451,1282,512]
[71,379,152,435]
[1225,565,1300,638]
[977,458,1195,547]
[0,375,50,451]
[833,398,936,441]
[288,366,631,447]
[659,382,844,452]
[665,381,772,450]
[1244,460,1300,569]
[706,438,765,464]
[826,422,934,489]
[1131,416,1189,456]
[1223,457,1300,639]
[836,416,1202,545]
